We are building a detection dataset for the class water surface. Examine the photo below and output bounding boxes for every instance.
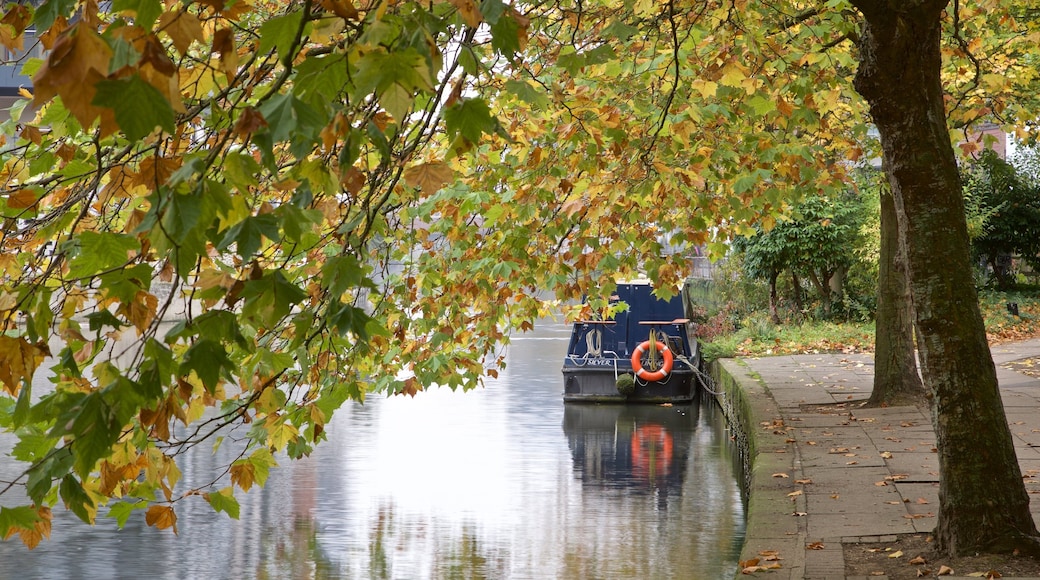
[0,322,745,579]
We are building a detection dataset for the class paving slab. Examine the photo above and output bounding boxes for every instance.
[724,343,1040,579]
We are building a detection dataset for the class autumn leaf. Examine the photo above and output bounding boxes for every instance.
[403,161,454,193]
[157,9,204,55]
[0,336,48,396]
[449,0,482,27]
[31,23,117,134]
[144,505,177,533]
[6,188,37,209]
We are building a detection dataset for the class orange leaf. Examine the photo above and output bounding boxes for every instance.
[31,23,117,135]
[6,188,37,209]
[448,0,483,28]
[321,0,359,20]
[145,505,178,533]
[212,27,239,80]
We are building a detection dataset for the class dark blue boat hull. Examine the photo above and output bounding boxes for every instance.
[561,282,701,403]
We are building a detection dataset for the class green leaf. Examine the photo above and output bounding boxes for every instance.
[294,53,348,105]
[205,487,240,519]
[66,232,139,279]
[504,80,548,109]
[60,475,95,524]
[489,11,523,59]
[179,339,234,394]
[217,214,282,260]
[257,93,322,146]
[111,0,164,31]
[0,506,43,538]
[240,270,308,327]
[10,427,57,463]
[65,394,122,478]
[443,98,497,143]
[26,447,73,504]
[258,10,305,60]
[320,255,368,298]
[93,76,176,141]
[32,0,76,30]
[328,303,372,337]
[106,500,146,528]
[352,48,434,120]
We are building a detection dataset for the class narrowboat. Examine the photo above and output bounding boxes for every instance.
[562,281,701,403]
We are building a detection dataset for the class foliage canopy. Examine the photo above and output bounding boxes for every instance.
[0,0,1035,549]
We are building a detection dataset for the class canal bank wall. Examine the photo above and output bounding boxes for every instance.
[710,358,810,579]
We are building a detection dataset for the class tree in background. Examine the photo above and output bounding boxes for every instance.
[964,150,1040,288]
[734,190,867,322]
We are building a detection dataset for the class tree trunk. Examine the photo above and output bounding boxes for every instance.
[791,271,804,320]
[768,269,780,324]
[829,264,846,306]
[852,0,1039,556]
[868,186,926,407]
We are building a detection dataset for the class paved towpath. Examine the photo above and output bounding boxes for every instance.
[721,338,1040,579]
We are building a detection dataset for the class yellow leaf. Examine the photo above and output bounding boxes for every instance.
[0,336,48,396]
[402,161,454,193]
[230,462,256,492]
[145,505,178,533]
[888,550,903,558]
[448,0,482,27]
[158,10,205,55]
[719,64,746,88]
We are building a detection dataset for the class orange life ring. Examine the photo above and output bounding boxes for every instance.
[630,340,673,382]
[632,424,674,478]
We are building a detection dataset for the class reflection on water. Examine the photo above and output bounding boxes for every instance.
[0,322,744,579]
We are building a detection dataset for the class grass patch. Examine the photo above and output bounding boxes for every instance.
[700,290,1040,361]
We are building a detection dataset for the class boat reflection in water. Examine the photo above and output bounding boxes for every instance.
[565,402,694,496]
[564,399,747,577]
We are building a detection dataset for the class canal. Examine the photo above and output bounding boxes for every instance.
[0,321,745,579]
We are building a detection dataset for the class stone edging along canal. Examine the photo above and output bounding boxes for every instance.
[709,359,807,579]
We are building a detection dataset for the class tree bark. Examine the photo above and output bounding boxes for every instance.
[852,0,1040,555]
[868,186,926,407]
[768,269,780,324]
[791,271,804,319]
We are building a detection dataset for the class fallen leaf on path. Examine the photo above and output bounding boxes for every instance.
[787,490,803,497]
[938,565,954,575]
[909,555,927,565]
[772,473,789,478]
[888,550,904,558]
[806,542,825,550]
